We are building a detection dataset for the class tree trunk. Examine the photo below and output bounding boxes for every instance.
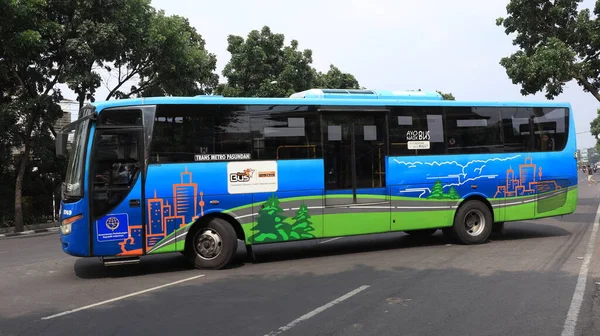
[577,76,600,103]
[13,117,35,233]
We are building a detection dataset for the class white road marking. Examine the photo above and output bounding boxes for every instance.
[264,285,370,336]
[41,274,205,320]
[319,237,343,244]
[561,202,600,336]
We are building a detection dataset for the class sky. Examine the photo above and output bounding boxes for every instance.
[59,0,600,150]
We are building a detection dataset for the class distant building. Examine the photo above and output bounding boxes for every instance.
[57,100,76,149]
[10,99,77,162]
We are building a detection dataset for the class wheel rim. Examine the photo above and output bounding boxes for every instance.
[195,228,223,260]
[464,209,485,236]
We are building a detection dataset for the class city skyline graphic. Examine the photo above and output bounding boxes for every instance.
[395,155,560,199]
[118,167,205,256]
[494,156,560,197]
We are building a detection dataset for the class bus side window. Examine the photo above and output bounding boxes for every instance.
[150,104,251,163]
[500,107,568,153]
[249,105,321,160]
[444,107,503,154]
[388,106,446,156]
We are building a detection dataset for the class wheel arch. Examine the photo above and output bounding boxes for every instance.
[184,212,246,252]
[455,194,495,223]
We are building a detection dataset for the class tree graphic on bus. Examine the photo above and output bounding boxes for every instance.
[290,202,315,239]
[249,195,316,243]
[427,180,461,200]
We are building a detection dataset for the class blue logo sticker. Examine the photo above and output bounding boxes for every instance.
[96,213,129,242]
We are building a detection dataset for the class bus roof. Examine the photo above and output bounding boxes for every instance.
[90,88,573,111]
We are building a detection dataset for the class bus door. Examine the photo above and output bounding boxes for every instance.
[89,125,146,257]
[321,110,390,237]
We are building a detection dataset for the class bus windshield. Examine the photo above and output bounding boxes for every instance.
[64,119,89,198]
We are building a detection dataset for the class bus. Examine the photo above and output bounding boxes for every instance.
[55,89,578,269]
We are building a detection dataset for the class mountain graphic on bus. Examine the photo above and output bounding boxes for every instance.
[394,155,560,199]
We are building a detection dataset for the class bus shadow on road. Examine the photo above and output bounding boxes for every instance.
[73,254,197,279]
[488,222,571,242]
[72,222,571,278]
[248,223,571,265]
[73,242,250,279]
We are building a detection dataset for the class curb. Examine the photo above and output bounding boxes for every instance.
[0,227,60,238]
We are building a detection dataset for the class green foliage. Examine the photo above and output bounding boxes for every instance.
[427,180,445,199]
[436,91,456,100]
[427,180,461,200]
[315,65,360,90]
[250,197,316,242]
[290,202,316,239]
[216,26,361,97]
[105,9,219,100]
[447,187,460,200]
[496,0,600,102]
[591,108,600,150]
[0,0,220,231]
[250,195,288,242]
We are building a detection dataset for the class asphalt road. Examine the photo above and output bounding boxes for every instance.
[2,178,600,336]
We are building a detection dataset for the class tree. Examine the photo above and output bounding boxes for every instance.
[316,65,360,89]
[1,0,71,232]
[63,0,154,109]
[103,9,219,100]
[496,0,600,102]
[0,0,156,232]
[216,26,362,97]
[437,91,456,100]
[290,202,315,240]
[447,187,460,200]
[428,180,445,199]
[249,195,289,242]
[1,0,219,232]
[590,108,600,150]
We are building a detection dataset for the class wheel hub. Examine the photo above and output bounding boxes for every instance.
[196,229,223,260]
[464,209,485,236]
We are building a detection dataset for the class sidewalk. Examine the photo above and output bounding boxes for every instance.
[0,222,60,238]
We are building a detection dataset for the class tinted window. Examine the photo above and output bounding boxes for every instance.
[249,105,321,160]
[389,106,446,156]
[150,105,251,163]
[444,107,503,154]
[98,109,143,126]
[91,130,141,218]
[501,107,569,152]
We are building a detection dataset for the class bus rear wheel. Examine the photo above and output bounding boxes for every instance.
[187,217,237,270]
[447,200,492,245]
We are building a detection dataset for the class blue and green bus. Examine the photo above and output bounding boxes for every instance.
[55,89,578,269]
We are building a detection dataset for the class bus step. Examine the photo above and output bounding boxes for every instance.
[101,256,141,267]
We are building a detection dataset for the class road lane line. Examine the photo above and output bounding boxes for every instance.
[41,274,205,320]
[319,237,343,244]
[561,203,600,336]
[264,285,370,336]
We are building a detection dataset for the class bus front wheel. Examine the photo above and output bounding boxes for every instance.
[448,200,492,245]
[187,218,237,270]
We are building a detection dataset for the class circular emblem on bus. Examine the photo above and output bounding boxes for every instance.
[105,217,120,231]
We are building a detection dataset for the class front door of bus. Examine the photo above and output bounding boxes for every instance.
[89,128,145,256]
[321,111,390,237]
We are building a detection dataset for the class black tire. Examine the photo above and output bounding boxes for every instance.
[404,228,438,237]
[186,217,237,270]
[448,200,492,244]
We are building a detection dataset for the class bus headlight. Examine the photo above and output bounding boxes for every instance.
[61,214,82,235]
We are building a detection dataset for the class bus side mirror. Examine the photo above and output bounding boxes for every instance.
[56,132,67,157]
